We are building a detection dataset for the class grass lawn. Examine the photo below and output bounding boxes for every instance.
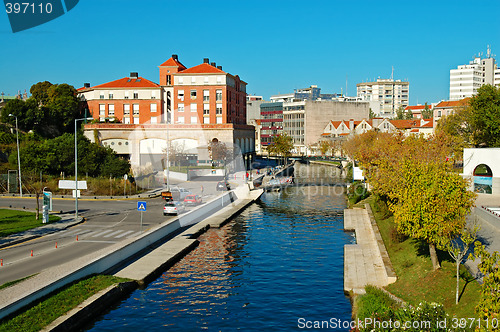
[0,275,130,332]
[0,209,61,238]
[361,195,481,319]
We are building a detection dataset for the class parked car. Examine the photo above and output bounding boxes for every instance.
[184,194,202,206]
[216,180,231,191]
[163,201,185,215]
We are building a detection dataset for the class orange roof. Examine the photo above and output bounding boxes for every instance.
[410,129,419,132]
[405,105,432,111]
[330,120,342,128]
[389,119,420,129]
[435,98,470,108]
[180,63,226,74]
[91,77,160,89]
[159,56,187,70]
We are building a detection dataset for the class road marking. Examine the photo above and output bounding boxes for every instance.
[77,240,118,244]
[115,230,134,238]
[91,230,114,238]
[126,231,142,239]
[104,230,125,238]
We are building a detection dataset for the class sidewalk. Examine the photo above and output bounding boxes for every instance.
[0,214,84,249]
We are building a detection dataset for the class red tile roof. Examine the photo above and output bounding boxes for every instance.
[405,105,432,111]
[159,57,187,71]
[91,77,160,89]
[435,98,470,108]
[180,63,226,74]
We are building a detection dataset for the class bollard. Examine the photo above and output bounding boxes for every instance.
[76,235,79,241]
[31,250,33,257]
[1,259,3,267]
[55,242,58,248]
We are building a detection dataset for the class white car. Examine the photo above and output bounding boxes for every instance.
[163,201,185,215]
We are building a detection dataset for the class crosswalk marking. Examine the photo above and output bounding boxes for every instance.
[126,231,143,239]
[91,229,114,238]
[104,230,125,238]
[115,230,134,238]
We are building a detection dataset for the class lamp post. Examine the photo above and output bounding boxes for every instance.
[9,114,22,197]
[75,117,93,221]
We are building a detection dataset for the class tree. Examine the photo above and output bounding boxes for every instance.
[473,242,500,321]
[395,105,412,120]
[318,140,332,157]
[446,224,478,304]
[30,81,53,106]
[268,133,293,164]
[469,84,500,147]
[421,103,433,119]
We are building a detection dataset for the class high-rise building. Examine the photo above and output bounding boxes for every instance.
[356,79,409,118]
[449,47,499,101]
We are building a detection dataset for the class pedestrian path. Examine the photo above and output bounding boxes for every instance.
[344,205,396,294]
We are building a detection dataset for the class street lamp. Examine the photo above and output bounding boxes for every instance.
[9,114,22,197]
[75,117,93,221]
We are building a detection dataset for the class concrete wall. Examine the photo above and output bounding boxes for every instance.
[0,186,251,320]
[304,100,370,146]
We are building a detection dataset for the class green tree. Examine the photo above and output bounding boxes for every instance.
[30,81,53,106]
[421,103,433,119]
[473,242,500,323]
[318,140,332,157]
[268,133,294,164]
[469,84,500,147]
[395,105,412,120]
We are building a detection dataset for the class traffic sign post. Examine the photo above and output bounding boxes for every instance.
[137,201,147,232]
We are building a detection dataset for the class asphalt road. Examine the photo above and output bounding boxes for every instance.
[0,178,225,285]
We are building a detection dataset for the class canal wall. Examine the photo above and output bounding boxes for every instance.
[0,185,263,322]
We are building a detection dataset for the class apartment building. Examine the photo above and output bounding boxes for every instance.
[356,79,410,118]
[449,49,499,101]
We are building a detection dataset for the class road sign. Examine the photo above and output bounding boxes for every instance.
[59,180,88,190]
[72,189,81,198]
[137,201,147,212]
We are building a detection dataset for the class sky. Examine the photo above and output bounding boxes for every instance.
[1,0,499,105]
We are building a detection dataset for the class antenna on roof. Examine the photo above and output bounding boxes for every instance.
[390,66,394,80]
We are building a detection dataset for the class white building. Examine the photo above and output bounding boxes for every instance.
[356,79,409,118]
[449,47,500,101]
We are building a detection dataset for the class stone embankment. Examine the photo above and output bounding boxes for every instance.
[344,204,396,295]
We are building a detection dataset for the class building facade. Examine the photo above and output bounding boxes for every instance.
[356,79,410,118]
[78,55,255,175]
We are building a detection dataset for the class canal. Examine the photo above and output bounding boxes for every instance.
[86,166,353,331]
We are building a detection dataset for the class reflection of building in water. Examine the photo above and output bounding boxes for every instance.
[158,219,248,306]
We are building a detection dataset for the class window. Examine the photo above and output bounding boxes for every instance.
[178,90,184,101]
[190,103,197,112]
[438,110,442,117]
[124,91,129,99]
[99,104,105,116]
[108,93,113,99]
[150,116,158,124]
[203,117,210,124]
[108,104,115,116]
[99,92,105,99]
[203,103,210,115]
[178,116,185,124]
[151,90,156,99]
[133,91,139,99]
[203,90,209,101]
[216,103,222,115]
[191,116,198,124]
[216,90,222,101]
[124,117,130,124]
[166,75,171,85]
[190,90,197,99]
[133,117,139,124]
[204,76,209,84]
[124,104,130,115]
[150,104,157,112]
[178,103,184,112]
[216,117,222,124]
[191,76,196,84]
[133,104,139,116]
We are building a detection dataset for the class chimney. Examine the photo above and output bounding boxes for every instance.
[349,119,354,131]
[172,54,178,61]
[210,62,216,67]
[217,66,222,70]
[84,83,91,88]
[203,58,209,64]
[130,72,139,79]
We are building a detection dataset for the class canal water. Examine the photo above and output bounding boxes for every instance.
[86,175,352,331]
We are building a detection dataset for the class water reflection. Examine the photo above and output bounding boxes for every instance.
[87,185,352,331]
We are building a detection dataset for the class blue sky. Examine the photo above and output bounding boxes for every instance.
[1,0,499,105]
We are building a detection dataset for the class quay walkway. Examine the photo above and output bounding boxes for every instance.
[344,204,396,294]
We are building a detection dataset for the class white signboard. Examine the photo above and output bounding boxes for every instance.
[72,190,81,198]
[58,180,88,190]
[353,167,364,181]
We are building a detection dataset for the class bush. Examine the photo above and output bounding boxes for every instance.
[389,224,408,243]
[348,182,370,205]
